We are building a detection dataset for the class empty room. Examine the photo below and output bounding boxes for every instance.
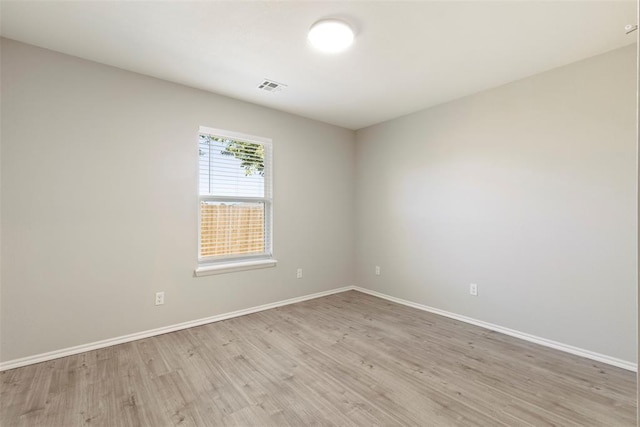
[0,1,638,426]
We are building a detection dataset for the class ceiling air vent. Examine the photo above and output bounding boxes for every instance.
[258,79,287,92]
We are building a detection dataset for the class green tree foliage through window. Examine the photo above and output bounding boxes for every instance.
[199,135,265,177]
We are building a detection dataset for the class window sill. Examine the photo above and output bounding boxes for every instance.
[195,259,278,277]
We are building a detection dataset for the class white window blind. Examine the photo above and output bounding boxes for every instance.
[198,127,273,265]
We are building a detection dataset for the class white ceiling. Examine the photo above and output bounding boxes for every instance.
[1,1,636,130]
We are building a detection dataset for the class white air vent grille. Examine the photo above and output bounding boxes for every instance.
[258,79,287,92]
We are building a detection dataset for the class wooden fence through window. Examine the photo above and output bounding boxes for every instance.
[200,203,265,257]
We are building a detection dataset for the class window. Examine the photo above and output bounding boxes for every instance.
[196,127,275,276]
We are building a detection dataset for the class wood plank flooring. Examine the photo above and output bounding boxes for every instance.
[1,290,637,426]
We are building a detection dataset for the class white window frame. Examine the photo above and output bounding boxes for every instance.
[195,126,277,276]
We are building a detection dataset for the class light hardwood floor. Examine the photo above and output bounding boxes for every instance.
[1,291,637,426]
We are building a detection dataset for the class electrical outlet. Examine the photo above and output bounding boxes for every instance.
[375,266,381,276]
[469,283,478,296]
[296,268,303,279]
[155,291,165,305]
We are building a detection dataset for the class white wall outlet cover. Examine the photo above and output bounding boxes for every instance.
[155,291,165,305]
[469,284,478,296]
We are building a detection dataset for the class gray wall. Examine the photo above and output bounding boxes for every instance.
[0,39,356,362]
[355,45,637,363]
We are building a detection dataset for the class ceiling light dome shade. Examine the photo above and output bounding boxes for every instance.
[308,19,354,53]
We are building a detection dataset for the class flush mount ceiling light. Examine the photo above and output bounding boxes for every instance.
[308,19,354,53]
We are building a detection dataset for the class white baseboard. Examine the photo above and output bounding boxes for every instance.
[3,285,636,373]
[0,286,355,371]
[353,287,637,372]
